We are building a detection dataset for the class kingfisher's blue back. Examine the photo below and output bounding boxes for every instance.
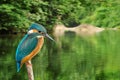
[16,33,40,72]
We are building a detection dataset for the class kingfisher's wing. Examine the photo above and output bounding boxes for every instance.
[16,33,39,72]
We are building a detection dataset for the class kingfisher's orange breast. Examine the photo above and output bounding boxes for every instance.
[20,37,44,67]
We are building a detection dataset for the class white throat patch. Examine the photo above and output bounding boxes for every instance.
[37,36,43,38]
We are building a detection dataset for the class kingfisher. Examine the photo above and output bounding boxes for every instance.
[16,23,54,72]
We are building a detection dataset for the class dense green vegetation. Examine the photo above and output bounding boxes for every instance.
[1,1,120,80]
[0,0,120,32]
[0,30,120,80]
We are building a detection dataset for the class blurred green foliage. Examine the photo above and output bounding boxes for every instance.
[0,0,120,31]
[81,0,120,28]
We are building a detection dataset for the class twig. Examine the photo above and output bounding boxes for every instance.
[25,60,34,80]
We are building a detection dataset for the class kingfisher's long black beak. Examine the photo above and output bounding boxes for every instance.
[45,34,55,41]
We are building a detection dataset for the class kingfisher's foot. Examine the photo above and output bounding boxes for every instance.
[25,60,32,66]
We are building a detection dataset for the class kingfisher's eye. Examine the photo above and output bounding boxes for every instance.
[39,31,44,34]
[39,31,42,33]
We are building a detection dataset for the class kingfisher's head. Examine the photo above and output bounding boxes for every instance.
[28,23,54,41]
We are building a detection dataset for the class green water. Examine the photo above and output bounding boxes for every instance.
[0,30,120,80]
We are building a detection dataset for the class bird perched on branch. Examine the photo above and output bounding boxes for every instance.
[16,23,54,80]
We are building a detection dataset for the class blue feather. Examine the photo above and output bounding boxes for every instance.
[16,33,40,72]
[29,23,47,33]
[17,62,20,72]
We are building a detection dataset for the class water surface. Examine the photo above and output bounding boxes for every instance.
[0,30,120,80]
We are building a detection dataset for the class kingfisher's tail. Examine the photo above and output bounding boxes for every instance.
[17,62,21,72]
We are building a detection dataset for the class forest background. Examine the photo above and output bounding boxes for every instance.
[0,0,120,33]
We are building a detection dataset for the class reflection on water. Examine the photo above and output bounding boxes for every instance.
[0,30,120,80]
